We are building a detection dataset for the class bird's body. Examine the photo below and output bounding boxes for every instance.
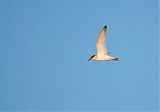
[88,25,119,61]
[91,54,119,61]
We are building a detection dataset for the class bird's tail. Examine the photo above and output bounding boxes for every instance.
[112,58,119,61]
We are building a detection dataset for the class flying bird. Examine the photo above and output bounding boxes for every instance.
[88,25,119,61]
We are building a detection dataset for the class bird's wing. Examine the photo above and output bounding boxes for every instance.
[96,25,108,55]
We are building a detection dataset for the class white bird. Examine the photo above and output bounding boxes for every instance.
[88,25,119,61]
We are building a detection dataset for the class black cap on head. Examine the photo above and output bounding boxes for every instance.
[88,55,95,61]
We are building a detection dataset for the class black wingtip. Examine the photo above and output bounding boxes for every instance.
[104,25,107,29]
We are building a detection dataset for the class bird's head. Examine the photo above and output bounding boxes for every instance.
[88,55,96,61]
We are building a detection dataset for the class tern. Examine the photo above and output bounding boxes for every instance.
[88,25,119,61]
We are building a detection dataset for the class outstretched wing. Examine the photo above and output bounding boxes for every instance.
[96,25,108,55]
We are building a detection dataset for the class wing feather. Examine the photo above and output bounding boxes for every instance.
[96,25,108,55]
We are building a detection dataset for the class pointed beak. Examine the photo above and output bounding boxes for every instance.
[88,58,91,61]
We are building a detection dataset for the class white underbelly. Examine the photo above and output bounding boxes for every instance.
[96,54,113,60]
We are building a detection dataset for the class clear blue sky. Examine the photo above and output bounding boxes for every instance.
[0,0,158,111]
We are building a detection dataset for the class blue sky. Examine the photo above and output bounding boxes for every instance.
[0,0,158,111]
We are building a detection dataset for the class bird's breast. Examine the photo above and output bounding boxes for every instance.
[95,54,111,60]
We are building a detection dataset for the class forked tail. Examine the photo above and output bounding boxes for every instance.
[112,58,119,61]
